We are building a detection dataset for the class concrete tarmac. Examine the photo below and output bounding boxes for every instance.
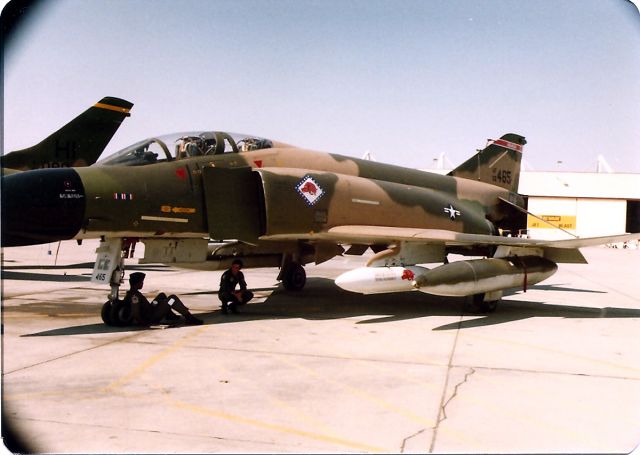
[2,240,640,453]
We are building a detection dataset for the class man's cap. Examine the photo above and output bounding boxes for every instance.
[129,272,146,283]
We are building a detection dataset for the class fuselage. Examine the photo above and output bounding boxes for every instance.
[2,136,514,247]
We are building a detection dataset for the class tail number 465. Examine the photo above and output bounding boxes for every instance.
[492,169,512,184]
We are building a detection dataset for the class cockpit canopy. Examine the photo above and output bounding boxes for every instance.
[98,131,273,167]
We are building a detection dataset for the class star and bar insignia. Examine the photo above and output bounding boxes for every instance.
[444,204,461,220]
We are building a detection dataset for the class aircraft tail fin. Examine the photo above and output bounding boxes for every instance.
[448,133,526,192]
[1,96,133,171]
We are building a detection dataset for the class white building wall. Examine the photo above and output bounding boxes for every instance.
[576,199,626,237]
[527,197,628,239]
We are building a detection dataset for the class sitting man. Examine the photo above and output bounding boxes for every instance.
[125,272,203,326]
[218,259,254,314]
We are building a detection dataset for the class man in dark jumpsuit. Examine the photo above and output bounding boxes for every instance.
[125,272,203,326]
[218,259,254,314]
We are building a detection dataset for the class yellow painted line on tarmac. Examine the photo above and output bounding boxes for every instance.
[3,387,101,401]
[447,332,634,445]
[209,361,340,439]
[464,372,595,445]
[170,398,389,453]
[101,326,207,392]
[256,324,443,433]
[465,332,640,375]
[271,352,435,427]
[467,360,640,439]
[13,323,383,451]
[347,357,481,446]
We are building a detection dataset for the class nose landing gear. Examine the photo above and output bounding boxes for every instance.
[101,299,134,326]
[93,238,137,326]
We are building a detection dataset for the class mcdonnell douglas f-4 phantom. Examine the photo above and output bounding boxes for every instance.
[2,130,638,325]
[1,96,133,175]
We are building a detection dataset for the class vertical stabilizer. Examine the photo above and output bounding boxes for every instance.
[448,133,526,192]
[1,96,133,171]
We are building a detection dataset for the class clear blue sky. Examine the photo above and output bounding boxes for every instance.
[3,0,640,173]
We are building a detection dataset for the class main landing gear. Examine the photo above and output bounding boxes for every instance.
[466,292,499,313]
[278,261,306,291]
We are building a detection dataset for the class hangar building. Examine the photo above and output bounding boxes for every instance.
[517,172,640,240]
[425,162,640,241]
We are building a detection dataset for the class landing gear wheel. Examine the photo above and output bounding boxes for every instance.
[109,299,133,326]
[466,293,498,313]
[101,301,114,326]
[479,300,498,313]
[282,262,306,291]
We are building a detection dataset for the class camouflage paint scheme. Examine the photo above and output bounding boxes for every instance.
[3,132,523,250]
[3,129,639,321]
[1,97,133,175]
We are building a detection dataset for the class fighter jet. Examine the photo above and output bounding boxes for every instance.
[2,130,637,325]
[1,96,133,174]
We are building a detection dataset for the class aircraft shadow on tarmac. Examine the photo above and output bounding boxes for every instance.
[2,263,177,283]
[1,271,92,282]
[22,277,640,337]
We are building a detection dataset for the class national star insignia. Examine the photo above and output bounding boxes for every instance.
[444,204,461,220]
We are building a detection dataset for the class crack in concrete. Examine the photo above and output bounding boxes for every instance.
[439,367,476,423]
[429,365,475,453]
[428,311,471,454]
[400,427,427,453]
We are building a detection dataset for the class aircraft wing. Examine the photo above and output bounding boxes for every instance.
[325,226,640,248]
[264,225,639,247]
[261,226,640,264]
[324,226,547,246]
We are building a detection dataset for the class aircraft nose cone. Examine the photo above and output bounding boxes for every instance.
[1,168,86,246]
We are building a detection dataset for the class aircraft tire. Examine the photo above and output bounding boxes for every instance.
[480,300,498,313]
[466,293,498,313]
[282,262,306,291]
[101,301,114,326]
[109,299,134,327]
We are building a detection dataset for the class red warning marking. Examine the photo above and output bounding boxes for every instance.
[401,269,415,281]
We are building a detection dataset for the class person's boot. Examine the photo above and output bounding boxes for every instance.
[171,302,203,325]
[229,302,239,314]
[221,302,229,314]
[164,311,181,321]
[184,314,203,325]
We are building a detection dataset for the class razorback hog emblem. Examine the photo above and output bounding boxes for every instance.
[296,175,325,206]
[300,181,318,195]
